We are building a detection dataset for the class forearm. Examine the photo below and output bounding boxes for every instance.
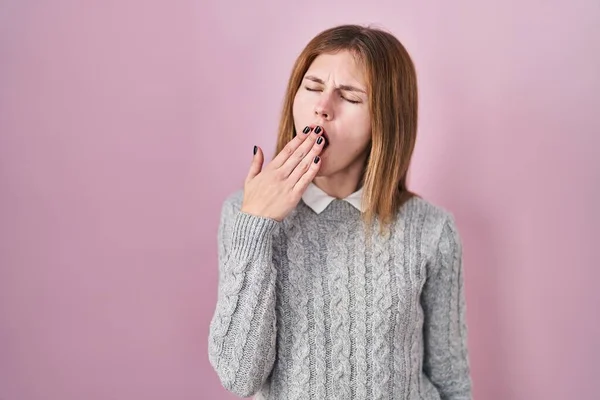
[208,210,279,397]
[422,216,473,399]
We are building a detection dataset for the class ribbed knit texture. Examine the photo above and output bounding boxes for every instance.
[208,190,472,399]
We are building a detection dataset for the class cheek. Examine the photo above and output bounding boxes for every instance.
[343,109,371,143]
[293,92,311,116]
[292,94,300,120]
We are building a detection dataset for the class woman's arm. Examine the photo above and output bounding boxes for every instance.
[421,215,473,400]
[208,194,279,397]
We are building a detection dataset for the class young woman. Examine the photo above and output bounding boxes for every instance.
[208,24,472,400]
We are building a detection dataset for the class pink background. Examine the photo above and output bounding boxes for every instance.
[1,1,599,399]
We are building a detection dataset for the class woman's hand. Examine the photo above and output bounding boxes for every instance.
[241,126,326,221]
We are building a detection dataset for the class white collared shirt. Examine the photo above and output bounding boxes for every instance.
[301,182,364,214]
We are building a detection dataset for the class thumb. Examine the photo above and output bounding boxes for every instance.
[246,145,264,183]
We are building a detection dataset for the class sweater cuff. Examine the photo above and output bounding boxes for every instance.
[229,211,279,261]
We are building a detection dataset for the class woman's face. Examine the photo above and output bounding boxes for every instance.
[292,50,372,178]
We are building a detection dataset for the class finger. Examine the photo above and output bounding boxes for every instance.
[286,135,325,183]
[292,155,321,195]
[270,126,314,169]
[246,145,264,183]
[278,126,324,176]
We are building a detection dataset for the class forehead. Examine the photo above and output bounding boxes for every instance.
[305,51,366,85]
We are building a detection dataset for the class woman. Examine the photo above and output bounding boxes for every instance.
[208,24,472,400]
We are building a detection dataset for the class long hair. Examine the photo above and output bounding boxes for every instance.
[276,24,420,232]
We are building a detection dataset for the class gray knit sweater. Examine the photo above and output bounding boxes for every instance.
[208,190,472,399]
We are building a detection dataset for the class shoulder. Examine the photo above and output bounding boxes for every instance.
[397,195,456,229]
[393,195,461,257]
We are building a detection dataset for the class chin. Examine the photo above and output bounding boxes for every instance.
[315,162,335,177]
[316,151,343,177]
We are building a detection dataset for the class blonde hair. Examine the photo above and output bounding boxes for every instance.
[276,24,420,232]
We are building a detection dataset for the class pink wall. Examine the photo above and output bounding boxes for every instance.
[1,1,598,399]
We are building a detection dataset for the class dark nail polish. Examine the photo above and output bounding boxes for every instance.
[253,145,257,155]
[317,137,323,145]
[302,126,311,134]
[314,156,320,163]
[314,126,322,134]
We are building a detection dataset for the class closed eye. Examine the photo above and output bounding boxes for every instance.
[343,96,360,104]
[304,86,361,104]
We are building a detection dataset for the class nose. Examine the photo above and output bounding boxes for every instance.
[314,95,333,120]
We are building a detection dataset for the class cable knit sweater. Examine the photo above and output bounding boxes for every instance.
[208,190,472,399]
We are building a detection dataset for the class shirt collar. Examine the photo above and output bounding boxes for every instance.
[301,182,364,214]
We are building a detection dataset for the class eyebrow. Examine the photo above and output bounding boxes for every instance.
[304,75,367,94]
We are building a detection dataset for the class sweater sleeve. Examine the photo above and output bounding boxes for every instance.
[421,215,473,400]
[208,195,279,398]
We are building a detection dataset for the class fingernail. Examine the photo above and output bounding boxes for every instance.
[317,137,324,145]
[314,126,322,134]
[302,126,311,134]
[314,156,320,163]
[253,145,257,155]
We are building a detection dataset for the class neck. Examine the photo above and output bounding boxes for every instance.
[313,154,366,199]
